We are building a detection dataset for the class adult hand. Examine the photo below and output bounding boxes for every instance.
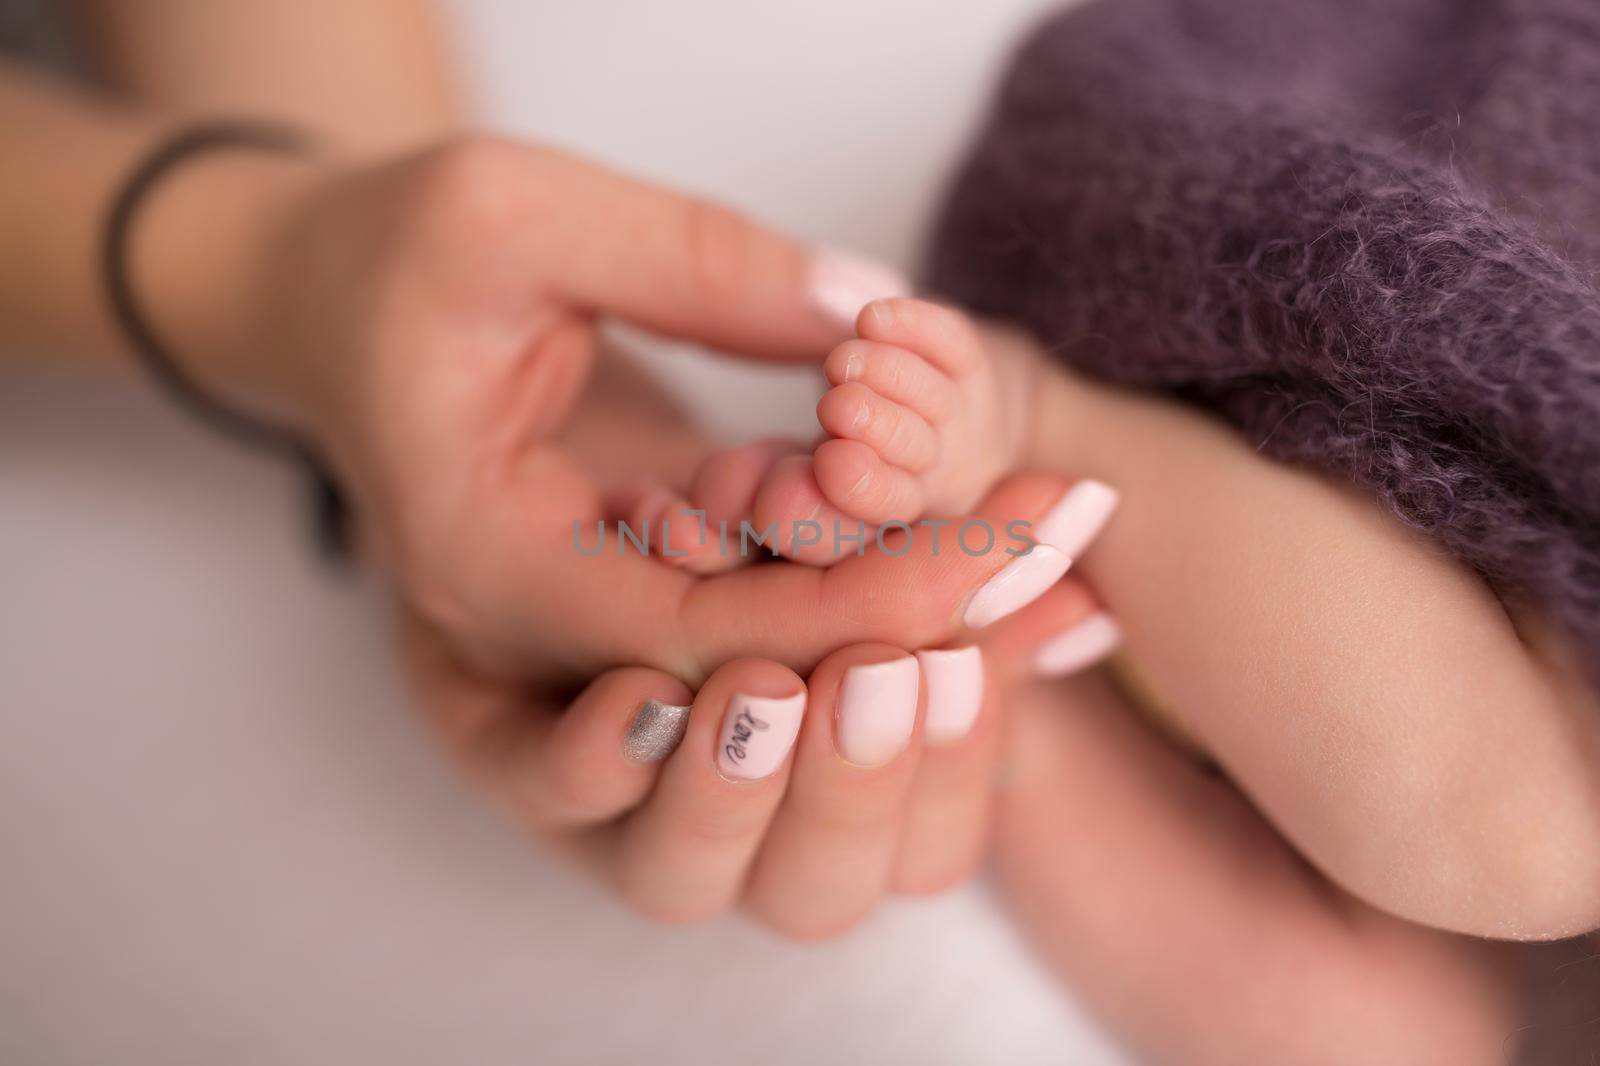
[147,133,1076,685]
[192,135,830,672]
[138,133,1119,933]
[403,571,1114,938]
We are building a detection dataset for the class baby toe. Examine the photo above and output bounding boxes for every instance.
[656,497,721,569]
[817,382,940,473]
[751,455,868,566]
[856,297,986,378]
[824,340,956,424]
[813,438,927,527]
[682,440,804,573]
[614,481,712,569]
[690,440,800,529]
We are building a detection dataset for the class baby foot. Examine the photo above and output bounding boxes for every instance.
[732,297,1037,564]
[633,299,1040,570]
[810,297,1035,522]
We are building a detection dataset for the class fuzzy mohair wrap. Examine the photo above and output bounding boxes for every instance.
[928,0,1600,679]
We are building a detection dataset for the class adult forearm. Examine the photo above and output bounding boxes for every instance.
[71,0,463,155]
[0,62,327,414]
[4,0,462,370]
[1,64,161,364]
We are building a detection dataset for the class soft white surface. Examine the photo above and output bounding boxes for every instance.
[0,2,1127,1063]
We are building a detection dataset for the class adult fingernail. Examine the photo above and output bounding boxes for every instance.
[1034,612,1123,677]
[915,646,985,745]
[809,247,912,330]
[1033,479,1119,560]
[963,545,1072,628]
[962,482,1118,629]
[836,656,920,766]
[622,698,691,763]
[717,692,807,781]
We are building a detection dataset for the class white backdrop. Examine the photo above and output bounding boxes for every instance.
[0,2,1127,1062]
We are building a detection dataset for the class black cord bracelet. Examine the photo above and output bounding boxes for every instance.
[101,122,349,559]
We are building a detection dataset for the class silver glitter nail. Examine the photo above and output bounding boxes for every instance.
[622,698,691,763]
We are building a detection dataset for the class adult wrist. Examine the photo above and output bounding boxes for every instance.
[127,143,334,434]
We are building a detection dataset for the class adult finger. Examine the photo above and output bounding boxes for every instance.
[974,576,1116,686]
[743,644,925,939]
[506,472,1116,688]
[400,609,693,832]
[611,658,808,924]
[887,643,1000,895]
[667,473,1110,681]
[530,144,908,359]
[886,578,1117,895]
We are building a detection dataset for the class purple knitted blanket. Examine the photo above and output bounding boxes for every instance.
[928,0,1600,678]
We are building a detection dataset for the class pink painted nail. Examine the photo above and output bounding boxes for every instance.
[1032,479,1120,561]
[1033,613,1123,677]
[717,692,807,781]
[916,646,985,745]
[963,545,1072,628]
[809,247,912,330]
[962,481,1120,629]
[836,656,920,767]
